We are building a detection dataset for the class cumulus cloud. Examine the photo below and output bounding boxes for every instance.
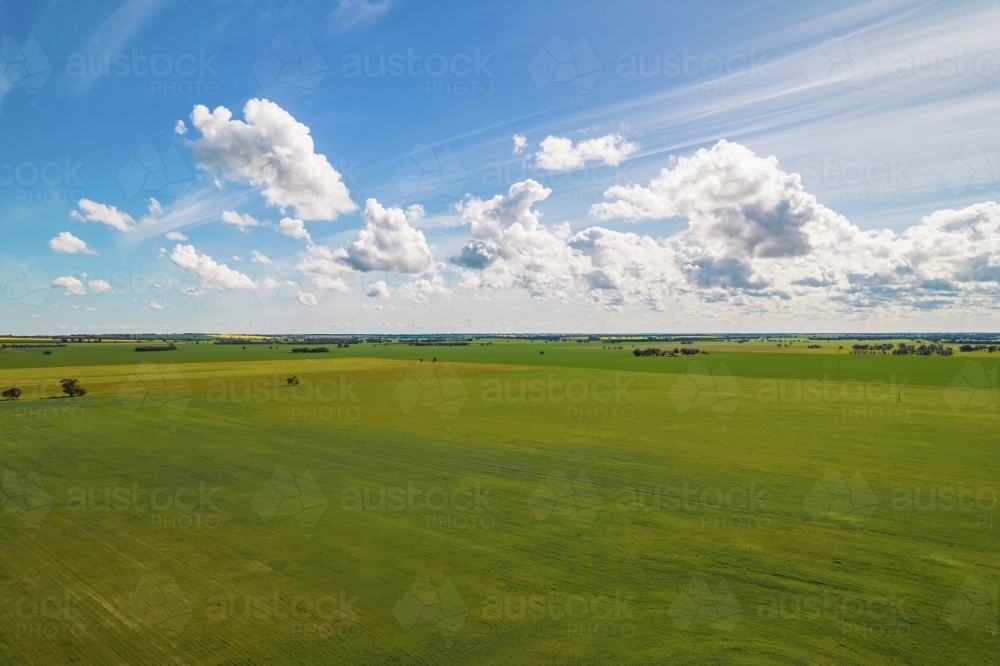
[366,279,391,298]
[49,231,96,254]
[535,134,637,171]
[297,292,318,307]
[312,275,351,292]
[148,198,163,214]
[898,203,1000,287]
[169,244,257,290]
[88,279,112,293]
[397,275,451,303]
[296,243,347,281]
[251,250,272,264]
[221,209,260,232]
[174,119,187,135]
[189,98,357,220]
[52,276,86,295]
[570,140,1000,311]
[71,198,136,232]
[278,217,311,242]
[340,199,434,273]
[512,134,527,154]
[447,140,1000,315]
[165,231,188,241]
[453,179,585,299]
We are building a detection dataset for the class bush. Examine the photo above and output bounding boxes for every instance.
[60,379,87,397]
[1,387,21,400]
[135,344,176,352]
[291,347,329,353]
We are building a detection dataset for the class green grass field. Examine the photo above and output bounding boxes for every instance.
[0,340,997,664]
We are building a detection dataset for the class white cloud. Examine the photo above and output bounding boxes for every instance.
[148,198,163,214]
[169,244,257,290]
[453,179,584,299]
[251,250,272,264]
[366,279,391,298]
[174,119,187,135]
[189,99,357,220]
[51,276,86,295]
[341,198,435,273]
[535,134,637,171]
[48,231,96,255]
[397,274,451,303]
[361,302,383,310]
[87,279,112,293]
[278,217,311,241]
[296,243,348,279]
[85,306,97,312]
[512,134,527,154]
[297,292,318,307]
[165,231,188,241]
[70,198,136,232]
[312,275,351,292]
[150,300,164,310]
[221,209,260,232]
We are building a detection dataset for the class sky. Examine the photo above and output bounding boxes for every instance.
[1,0,999,334]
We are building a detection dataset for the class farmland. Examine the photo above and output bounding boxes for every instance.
[0,338,996,664]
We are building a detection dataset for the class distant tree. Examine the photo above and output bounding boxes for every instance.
[42,350,52,355]
[287,376,300,386]
[60,378,87,397]
[1,387,21,400]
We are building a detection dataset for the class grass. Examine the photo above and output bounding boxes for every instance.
[0,341,996,664]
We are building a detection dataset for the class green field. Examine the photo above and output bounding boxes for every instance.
[0,340,997,664]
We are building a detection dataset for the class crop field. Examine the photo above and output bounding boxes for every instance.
[0,339,997,664]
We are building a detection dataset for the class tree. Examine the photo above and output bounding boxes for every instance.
[1,387,21,400]
[60,379,87,397]
[287,376,300,386]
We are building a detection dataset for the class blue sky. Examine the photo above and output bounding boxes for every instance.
[1,0,998,334]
